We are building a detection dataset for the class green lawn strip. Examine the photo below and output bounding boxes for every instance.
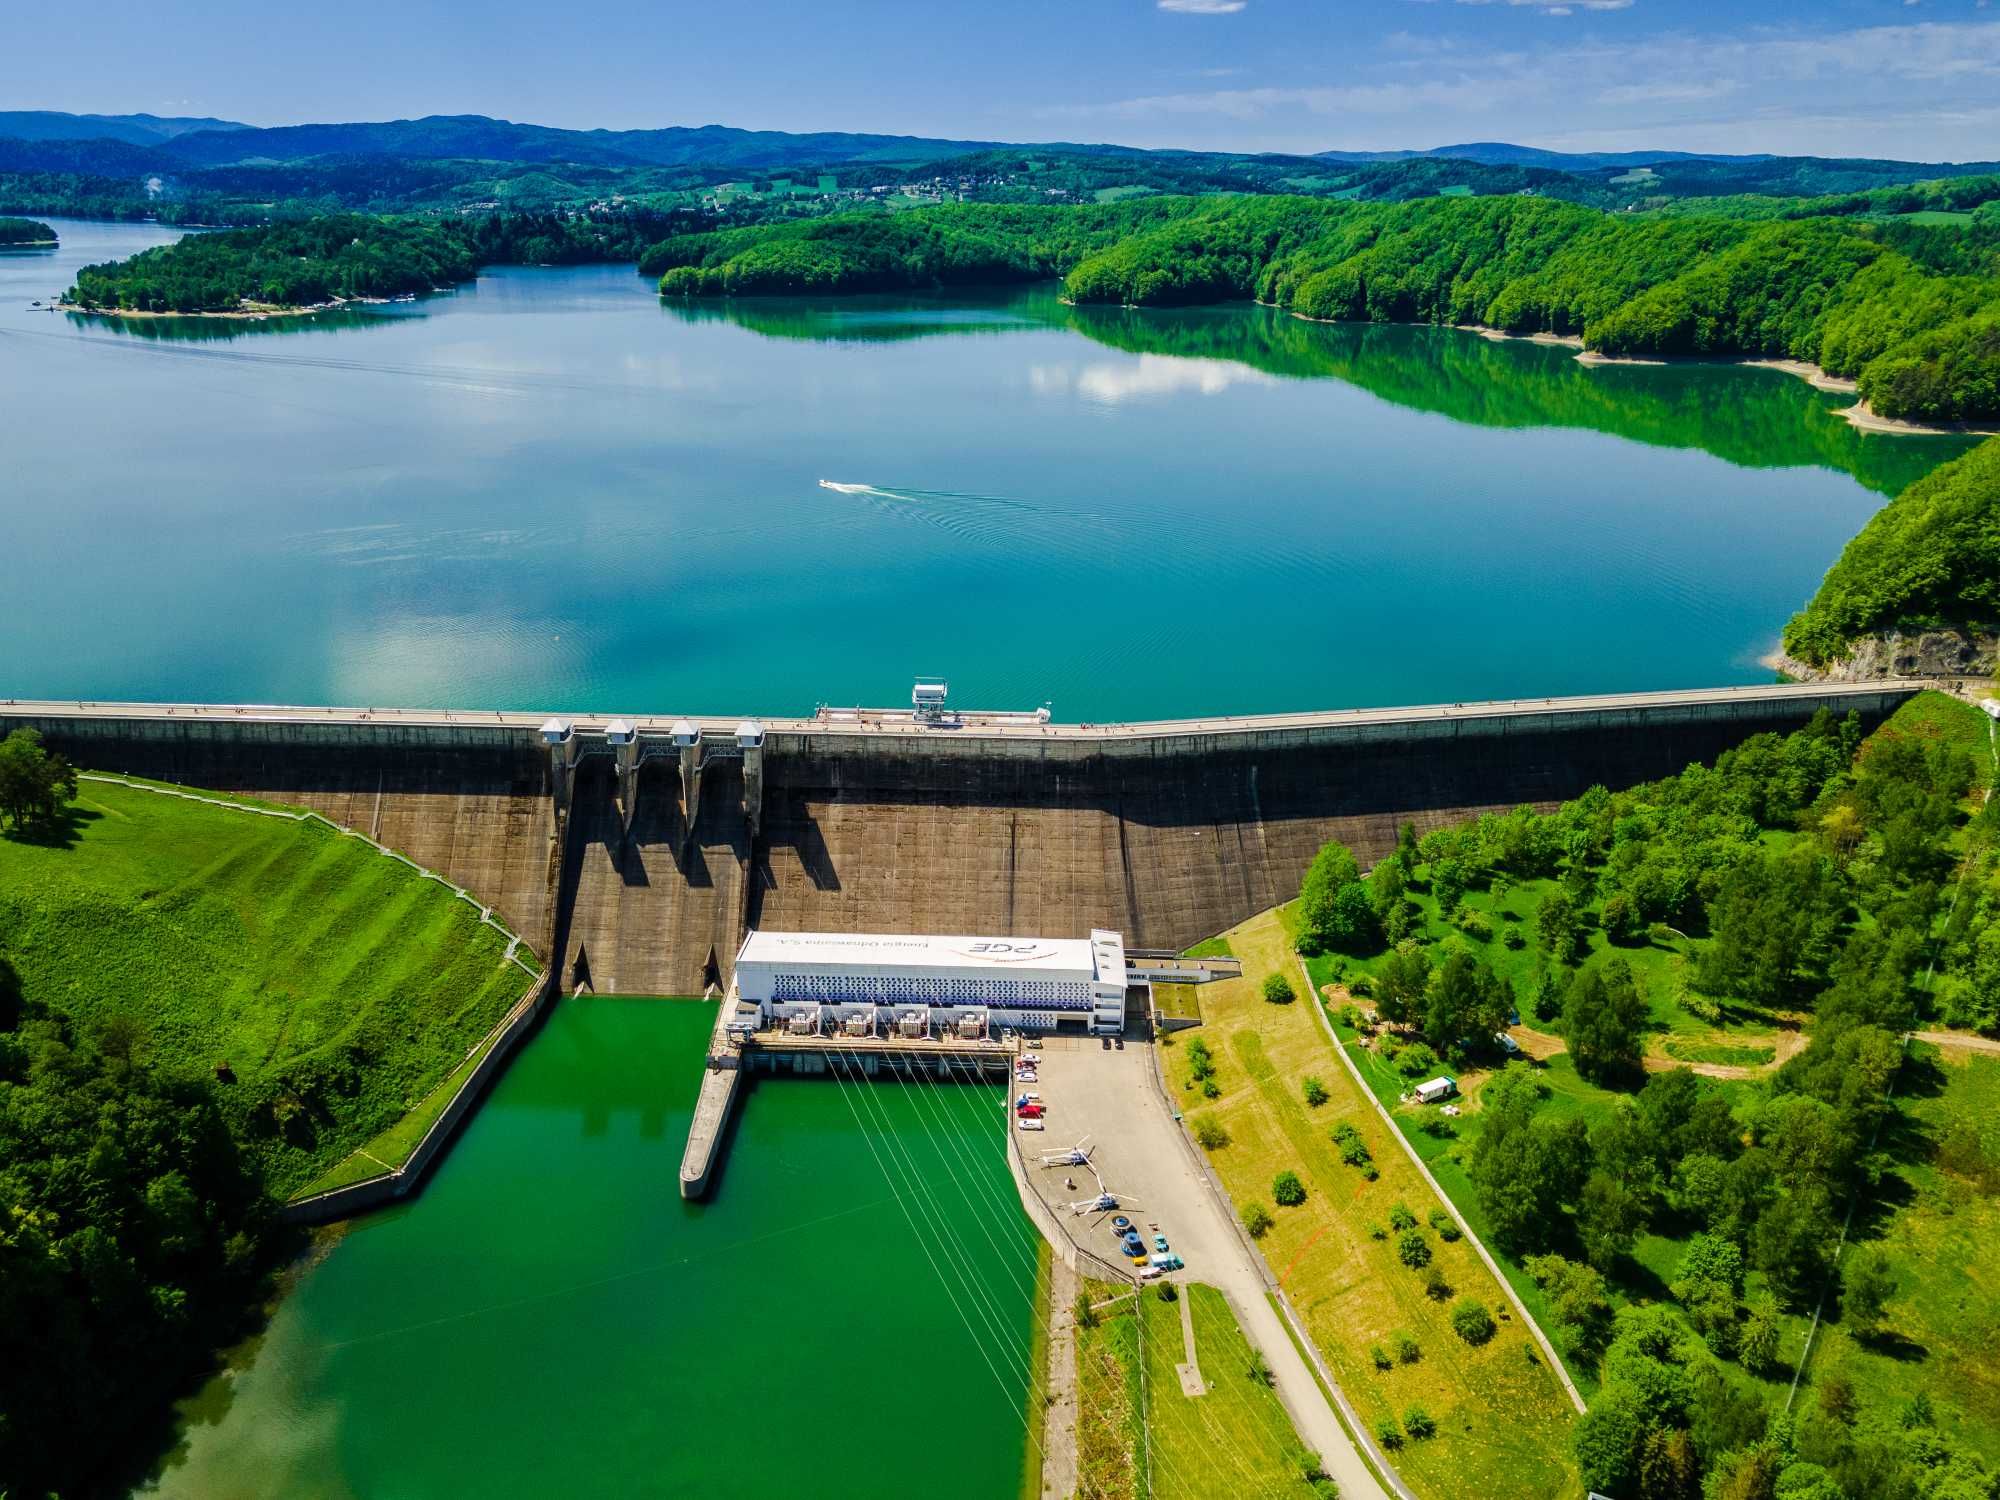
[0,777,526,1197]
[1074,1277,1144,1500]
[1019,1237,1055,1500]
[1139,1285,1327,1498]
[1152,983,1203,1022]
[1662,1038,1775,1067]
[78,770,313,816]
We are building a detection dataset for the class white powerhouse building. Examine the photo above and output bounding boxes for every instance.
[734,930,1130,1035]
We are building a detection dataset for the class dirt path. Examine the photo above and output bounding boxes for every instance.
[1914,1030,2000,1057]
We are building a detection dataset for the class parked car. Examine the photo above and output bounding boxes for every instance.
[1149,1253,1185,1271]
[1153,1234,1169,1253]
[1018,1118,1045,1132]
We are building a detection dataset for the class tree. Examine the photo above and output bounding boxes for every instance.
[1563,958,1648,1088]
[1297,840,1362,952]
[1326,882,1383,955]
[1672,1233,1745,1352]
[1431,856,1470,916]
[1397,1229,1432,1268]
[0,727,78,833]
[1841,1246,1896,1335]
[1193,1115,1229,1150]
[1527,1254,1615,1362]
[1737,1291,1782,1375]
[1302,1076,1329,1107]
[1470,1069,1591,1254]
[1262,971,1296,1005]
[1273,1170,1306,1206]
[1450,1298,1496,1345]
[1422,947,1514,1052]
[1536,888,1585,963]
[1577,1169,1645,1270]
[1375,942,1432,1028]
[1242,1202,1275,1238]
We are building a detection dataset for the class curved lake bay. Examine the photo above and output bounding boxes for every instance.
[3,219,1972,721]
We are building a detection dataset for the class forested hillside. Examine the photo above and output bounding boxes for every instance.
[0,215,54,245]
[66,209,693,312]
[1295,695,2000,1500]
[1784,437,2000,667]
[649,195,2000,423]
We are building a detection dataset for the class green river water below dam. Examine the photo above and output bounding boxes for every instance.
[138,1000,1040,1500]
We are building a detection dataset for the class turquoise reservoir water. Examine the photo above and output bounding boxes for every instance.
[0,219,1972,720]
[139,999,1040,1499]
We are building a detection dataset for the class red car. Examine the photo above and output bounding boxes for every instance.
[1017,1102,1045,1119]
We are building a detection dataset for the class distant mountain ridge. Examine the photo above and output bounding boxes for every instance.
[3,111,1994,185]
[1315,142,1778,170]
[0,110,248,145]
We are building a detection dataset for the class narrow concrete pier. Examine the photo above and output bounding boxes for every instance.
[679,1000,747,1200]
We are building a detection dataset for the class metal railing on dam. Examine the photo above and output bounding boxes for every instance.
[4,679,1933,997]
[0,678,1932,753]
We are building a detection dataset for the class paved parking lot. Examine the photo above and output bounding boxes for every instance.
[1012,1032,1388,1500]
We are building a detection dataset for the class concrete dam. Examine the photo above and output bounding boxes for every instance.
[5,682,1926,997]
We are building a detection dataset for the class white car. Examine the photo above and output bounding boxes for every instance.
[1018,1118,1046,1132]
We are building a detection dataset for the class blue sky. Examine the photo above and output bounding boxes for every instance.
[7,0,2000,160]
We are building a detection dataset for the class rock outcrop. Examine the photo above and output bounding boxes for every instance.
[1777,627,1998,684]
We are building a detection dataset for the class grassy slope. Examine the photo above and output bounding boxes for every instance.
[0,779,531,1196]
[1073,1280,1331,1500]
[1814,1045,2000,1462]
[1169,909,1582,1500]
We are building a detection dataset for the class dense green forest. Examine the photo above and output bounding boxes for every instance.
[0,990,278,1498]
[1299,698,2000,1500]
[0,215,54,244]
[66,208,697,312]
[648,195,2000,423]
[1784,437,2000,667]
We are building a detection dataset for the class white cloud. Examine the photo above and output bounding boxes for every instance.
[1040,18,2000,158]
[1158,0,1247,13]
[1032,357,1274,404]
[1453,0,1635,11]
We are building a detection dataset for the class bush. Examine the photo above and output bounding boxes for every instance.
[1451,1298,1498,1346]
[1394,1332,1421,1364]
[1263,972,1297,1005]
[1398,1229,1433,1269]
[1302,1076,1329,1107]
[1248,1348,1274,1386]
[1242,1202,1275,1238]
[1428,1208,1461,1242]
[1201,1076,1220,1099]
[1375,1415,1405,1450]
[1156,1280,1179,1303]
[1394,1042,1439,1079]
[1074,1293,1098,1330]
[1422,1266,1453,1301]
[1193,1115,1229,1150]
[1453,905,1494,942]
[1273,1170,1307,1207]
[1370,1343,1392,1370]
[1388,1203,1418,1231]
[1404,1406,1437,1440]
[1503,928,1526,950]
[1368,1222,1388,1240]
[1333,1122,1373,1168]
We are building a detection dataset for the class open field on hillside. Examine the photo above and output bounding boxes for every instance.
[0,777,534,1195]
[1168,910,1582,1500]
[1803,1043,2000,1462]
[1072,1280,1333,1500]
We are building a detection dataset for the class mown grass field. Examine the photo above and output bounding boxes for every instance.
[1168,910,1583,1500]
[1073,1279,1332,1500]
[1805,1044,2000,1460]
[0,778,533,1196]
